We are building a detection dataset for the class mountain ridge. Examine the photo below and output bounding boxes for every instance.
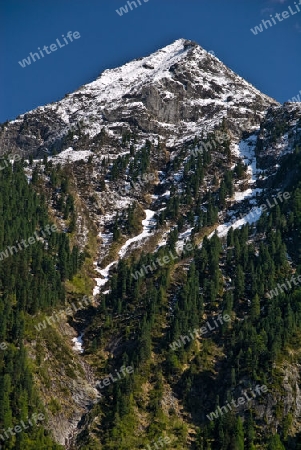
[0,38,278,158]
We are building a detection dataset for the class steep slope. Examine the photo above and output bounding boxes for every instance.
[71,103,301,450]
[0,38,277,157]
[1,38,301,450]
[0,38,279,296]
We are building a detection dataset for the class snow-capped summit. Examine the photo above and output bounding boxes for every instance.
[0,38,278,156]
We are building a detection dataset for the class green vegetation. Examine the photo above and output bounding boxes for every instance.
[0,161,82,449]
[1,113,301,449]
[76,140,301,449]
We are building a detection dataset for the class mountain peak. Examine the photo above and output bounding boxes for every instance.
[90,38,197,91]
[1,38,278,157]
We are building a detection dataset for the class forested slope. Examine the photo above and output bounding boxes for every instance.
[0,161,82,449]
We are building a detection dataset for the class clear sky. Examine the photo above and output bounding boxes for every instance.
[0,0,300,122]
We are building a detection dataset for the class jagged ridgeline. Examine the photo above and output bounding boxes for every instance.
[0,160,81,450]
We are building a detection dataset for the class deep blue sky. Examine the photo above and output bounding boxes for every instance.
[1,0,300,123]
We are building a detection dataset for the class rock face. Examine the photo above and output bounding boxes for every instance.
[0,39,277,158]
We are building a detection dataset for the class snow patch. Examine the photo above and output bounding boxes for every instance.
[72,333,84,353]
